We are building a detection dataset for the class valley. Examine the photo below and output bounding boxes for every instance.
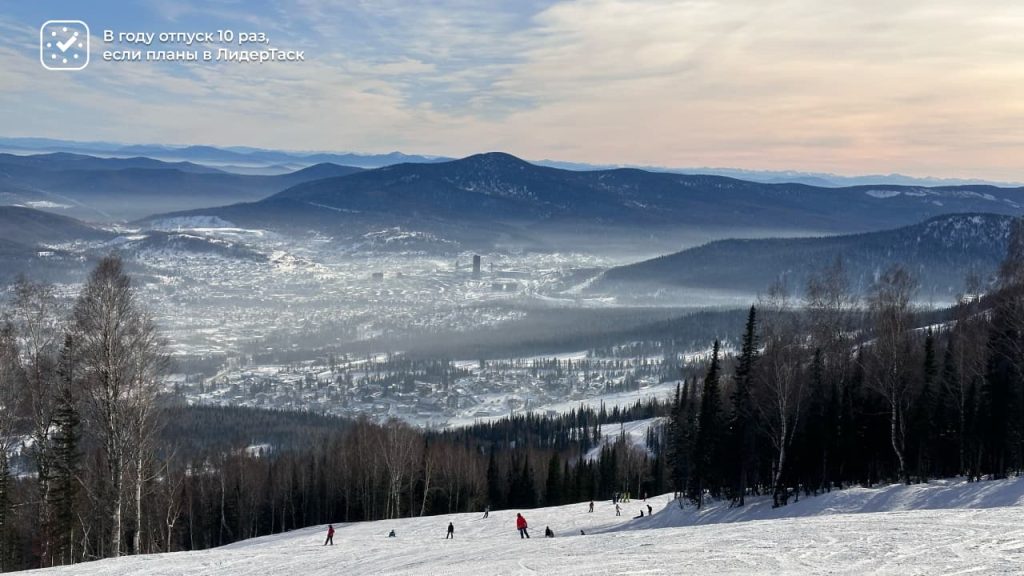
[3,150,1021,432]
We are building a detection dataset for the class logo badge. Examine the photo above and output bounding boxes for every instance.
[41,20,90,71]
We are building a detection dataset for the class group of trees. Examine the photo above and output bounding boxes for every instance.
[0,248,669,572]
[1,218,1023,571]
[0,256,166,570]
[664,219,1024,508]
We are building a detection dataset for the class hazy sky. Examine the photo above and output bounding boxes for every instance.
[2,1,1023,180]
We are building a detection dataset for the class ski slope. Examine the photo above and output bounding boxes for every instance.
[584,417,663,461]
[30,478,1024,575]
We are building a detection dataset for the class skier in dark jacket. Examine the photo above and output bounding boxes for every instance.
[516,513,530,538]
[446,522,454,539]
[324,524,335,546]
[647,504,653,516]
[544,526,554,538]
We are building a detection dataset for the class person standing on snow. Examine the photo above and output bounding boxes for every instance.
[588,501,594,513]
[615,503,621,516]
[483,505,490,519]
[516,513,530,539]
[446,522,455,539]
[647,504,653,516]
[544,526,554,538]
[324,524,335,546]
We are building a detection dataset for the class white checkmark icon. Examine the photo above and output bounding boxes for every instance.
[56,32,78,53]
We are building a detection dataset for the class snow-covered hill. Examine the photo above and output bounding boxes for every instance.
[596,212,1020,298]
[29,477,1024,575]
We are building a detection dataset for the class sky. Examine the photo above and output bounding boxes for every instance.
[1,1,1023,181]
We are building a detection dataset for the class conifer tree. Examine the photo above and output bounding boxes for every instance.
[544,452,562,506]
[689,340,723,508]
[911,330,937,482]
[486,447,503,509]
[983,218,1024,478]
[729,307,758,505]
[49,335,81,566]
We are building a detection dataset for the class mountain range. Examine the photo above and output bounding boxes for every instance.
[3,137,1019,187]
[593,213,1017,300]
[143,152,1024,251]
[0,152,362,221]
[1,150,1022,297]
[0,138,447,170]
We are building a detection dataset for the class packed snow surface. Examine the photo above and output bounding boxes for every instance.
[29,477,1024,575]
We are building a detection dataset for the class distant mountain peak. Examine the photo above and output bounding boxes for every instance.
[457,152,533,170]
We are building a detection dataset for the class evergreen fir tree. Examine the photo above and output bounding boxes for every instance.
[982,218,1024,477]
[729,307,758,505]
[544,452,562,506]
[520,455,537,508]
[802,349,829,494]
[911,330,937,482]
[49,334,81,566]
[0,451,10,572]
[689,340,723,508]
[939,339,963,475]
[486,447,503,509]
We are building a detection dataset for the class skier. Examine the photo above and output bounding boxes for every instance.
[483,505,490,519]
[615,503,621,516]
[446,522,455,539]
[516,513,530,539]
[544,526,554,538]
[324,524,335,546]
[580,530,586,536]
[588,501,594,513]
[647,504,653,516]
[388,529,396,538]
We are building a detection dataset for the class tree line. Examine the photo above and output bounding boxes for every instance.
[0,254,668,571]
[664,218,1024,508]
[1,218,1023,571]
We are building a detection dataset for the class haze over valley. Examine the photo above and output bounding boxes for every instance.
[5,2,1024,572]
[0,143,1020,427]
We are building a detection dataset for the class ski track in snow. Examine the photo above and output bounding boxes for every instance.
[28,478,1024,575]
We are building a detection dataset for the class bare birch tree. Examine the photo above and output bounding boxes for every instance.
[70,255,166,557]
[376,419,420,519]
[947,273,988,476]
[754,281,807,506]
[864,264,918,484]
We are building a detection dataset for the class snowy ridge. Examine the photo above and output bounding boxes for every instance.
[30,477,1024,575]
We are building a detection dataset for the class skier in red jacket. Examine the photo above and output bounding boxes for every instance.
[324,524,335,546]
[516,513,530,539]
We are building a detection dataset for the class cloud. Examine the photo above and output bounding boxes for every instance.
[1,1,1022,180]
